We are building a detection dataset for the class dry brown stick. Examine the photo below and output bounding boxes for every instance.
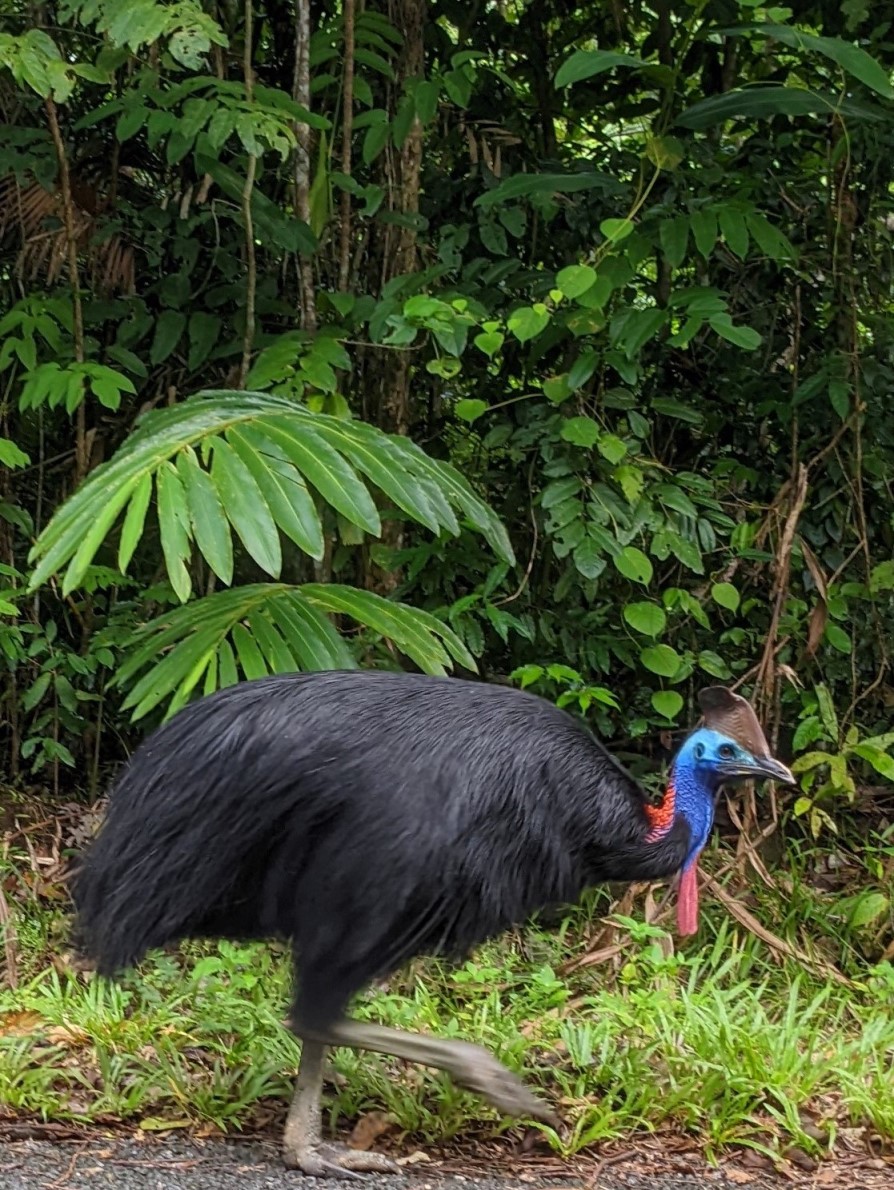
[44,97,87,482]
[238,0,258,387]
[338,0,356,292]
[756,463,808,695]
[701,872,851,987]
[0,880,18,989]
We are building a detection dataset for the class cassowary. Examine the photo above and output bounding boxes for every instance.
[72,672,793,1175]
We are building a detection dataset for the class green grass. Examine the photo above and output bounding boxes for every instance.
[2,892,894,1162]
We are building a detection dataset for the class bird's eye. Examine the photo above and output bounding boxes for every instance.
[718,743,736,758]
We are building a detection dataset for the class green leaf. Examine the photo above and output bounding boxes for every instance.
[567,350,597,390]
[543,375,573,404]
[363,121,390,165]
[745,212,795,261]
[155,461,193,603]
[711,581,740,612]
[624,602,667,636]
[475,172,612,209]
[698,649,731,679]
[640,644,682,678]
[851,744,894,782]
[561,416,600,448]
[828,379,850,420]
[825,623,852,653]
[232,621,268,680]
[598,434,628,465]
[59,478,135,596]
[651,690,683,719]
[848,891,891,928]
[443,66,473,107]
[456,398,488,424]
[652,397,704,425]
[644,134,684,171]
[150,310,187,365]
[309,419,449,540]
[211,439,282,578]
[117,472,153,573]
[542,476,582,509]
[248,610,298,674]
[738,23,894,99]
[573,536,606,580]
[689,208,717,259]
[0,437,30,468]
[556,264,597,299]
[257,417,381,535]
[600,217,634,244]
[677,85,877,129]
[614,546,653,586]
[717,206,749,259]
[302,583,471,675]
[414,79,441,124]
[28,391,513,591]
[188,312,222,371]
[507,304,550,343]
[474,330,504,357]
[555,50,644,88]
[659,215,689,268]
[869,560,894,595]
[709,314,762,350]
[228,427,325,560]
[177,447,233,585]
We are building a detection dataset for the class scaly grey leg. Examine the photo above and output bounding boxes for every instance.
[302,1017,557,1126]
[282,1037,400,1177]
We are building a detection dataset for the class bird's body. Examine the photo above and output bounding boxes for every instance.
[74,670,691,1029]
[72,670,792,1176]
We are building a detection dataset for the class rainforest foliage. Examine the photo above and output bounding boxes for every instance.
[1,0,894,942]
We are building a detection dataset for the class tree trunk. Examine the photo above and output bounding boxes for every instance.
[360,0,426,593]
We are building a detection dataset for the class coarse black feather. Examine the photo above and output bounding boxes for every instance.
[72,670,691,1031]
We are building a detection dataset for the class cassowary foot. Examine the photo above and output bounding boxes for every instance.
[282,1141,400,1178]
[447,1043,557,1124]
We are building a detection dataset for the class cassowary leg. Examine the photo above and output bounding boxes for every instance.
[282,1038,399,1177]
[303,1017,557,1126]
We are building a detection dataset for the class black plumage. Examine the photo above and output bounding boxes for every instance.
[73,671,690,1026]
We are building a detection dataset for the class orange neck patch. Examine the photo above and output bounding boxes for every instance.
[644,781,676,842]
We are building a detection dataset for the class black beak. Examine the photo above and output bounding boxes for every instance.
[715,755,796,786]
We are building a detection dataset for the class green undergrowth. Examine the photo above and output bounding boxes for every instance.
[2,894,894,1163]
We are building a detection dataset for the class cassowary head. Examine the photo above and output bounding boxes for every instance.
[669,686,795,934]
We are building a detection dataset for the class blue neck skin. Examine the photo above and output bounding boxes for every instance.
[669,728,724,870]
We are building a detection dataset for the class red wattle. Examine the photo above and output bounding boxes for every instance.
[676,855,701,936]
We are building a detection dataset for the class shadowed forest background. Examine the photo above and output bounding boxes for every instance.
[1,0,894,1172]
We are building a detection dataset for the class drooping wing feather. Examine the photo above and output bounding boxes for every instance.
[697,686,772,757]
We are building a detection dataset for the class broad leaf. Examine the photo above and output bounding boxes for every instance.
[640,643,682,678]
[624,602,666,636]
[555,50,644,89]
[114,583,476,720]
[677,85,885,129]
[27,390,514,593]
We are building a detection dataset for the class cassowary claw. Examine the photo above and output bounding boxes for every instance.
[282,1141,400,1178]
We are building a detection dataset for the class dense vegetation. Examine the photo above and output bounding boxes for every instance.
[1,0,894,1168]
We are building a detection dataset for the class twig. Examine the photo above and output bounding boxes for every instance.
[494,455,538,607]
[338,0,356,292]
[238,0,257,386]
[756,463,808,695]
[0,878,18,989]
[44,97,86,481]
